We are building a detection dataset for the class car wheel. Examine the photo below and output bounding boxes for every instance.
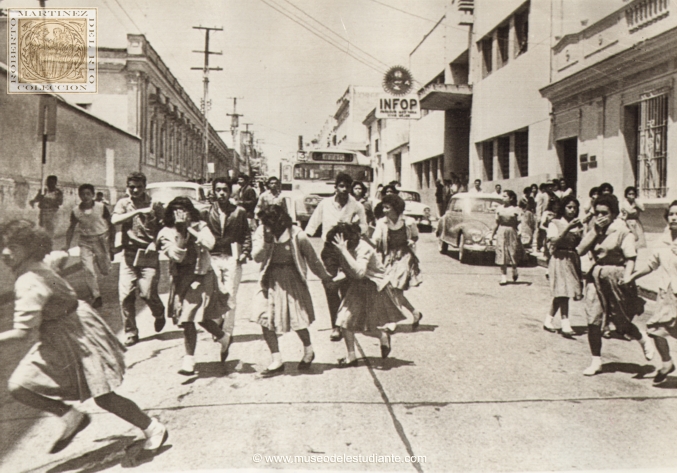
[458,233,471,264]
[438,239,448,254]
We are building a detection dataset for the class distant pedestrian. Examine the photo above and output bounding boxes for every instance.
[469,179,482,194]
[494,184,502,195]
[543,196,584,336]
[252,205,332,377]
[554,179,573,200]
[30,175,63,237]
[518,186,536,248]
[0,220,167,455]
[352,181,375,227]
[538,194,560,256]
[111,172,166,347]
[493,190,523,285]
[235,174,258,230]
[373,184,399,220]
[624,201,677,384]
[95,192,110,206]
[621,186,647,249]
[435,179,446,217]
[157,197,230,376]
[64,184,112,309]
[328,223,407,367]
[373,194,423,331]
[577,194,654,376]
[255,176,287,216]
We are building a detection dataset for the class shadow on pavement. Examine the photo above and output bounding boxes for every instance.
[602,361,655,379]
[653,377,677,389]
[43,435,171,473]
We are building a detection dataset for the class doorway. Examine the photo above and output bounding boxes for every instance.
[557,137,578,194]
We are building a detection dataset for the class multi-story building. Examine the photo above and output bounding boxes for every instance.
[541,0,677,229]
[363,109,410,187]
[333,85,381,151]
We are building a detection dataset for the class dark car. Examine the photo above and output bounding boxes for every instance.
[437,193,503,264]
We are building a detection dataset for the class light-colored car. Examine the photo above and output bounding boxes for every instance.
[436,192,503,264]
[145,181,211,213]
[398,189,433,232]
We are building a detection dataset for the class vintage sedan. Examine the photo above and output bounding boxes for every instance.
[398,189,433,232]
[146,181,211,213]
[436,193,503,263]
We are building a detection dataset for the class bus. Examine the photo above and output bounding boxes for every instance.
[281,148,374,228]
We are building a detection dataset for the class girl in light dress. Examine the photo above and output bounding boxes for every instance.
[492,190,523,285]
[328,223,407,367]
[157,197,229,376]
[624,200,677,384]
[0,220,167,455]
[372,194,423,331]
[543,196,584,337]
[251,205,332,377]
[620,186,647,249]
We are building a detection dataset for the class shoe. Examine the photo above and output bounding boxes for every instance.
[380,334,391,359]
[154,317,166,333]
[260,364,285,378]
[50,412,91,454]
[337,357,359,368]
[583,359,603,376]
[297,353,315,370]
[512,270,519,282]
[654,363,676,384]
[602,328,612,339]
[560,319,575,338]
[499,276,508,286]
[543,315,558,333]
[218,335,231,363]
[124,333,139,347]
[143,418,168,451]
[91,296,103,309]
[330,328,343,342]
[412,312,423,331]
[220,344,230,363]
[178,356,195,376]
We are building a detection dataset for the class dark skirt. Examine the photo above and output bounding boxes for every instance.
[336,278,407,332]
[584,265,645,329]
[253,265,315,333]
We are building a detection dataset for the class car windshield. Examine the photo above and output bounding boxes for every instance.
[469,198,503,213]
[147,186,198,205]
[399,191,420,202]
[293,164,373,182]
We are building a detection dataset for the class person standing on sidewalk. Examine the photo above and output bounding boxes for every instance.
[111,172,166,347]
[30,175,63,237]
[157,197,231,375]
[620,186,647,249]
[0,220,167,455]
[576,194,655,376]
[623,200,677,384]
[254,176,287,216]
[305,173,368,342]
[251,205,332,377]
[63,184,112,309]
[543,196,584,337]
[201,177,252,362]
[235,174,258,231]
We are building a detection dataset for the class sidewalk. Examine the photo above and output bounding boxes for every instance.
[534,229,665,300]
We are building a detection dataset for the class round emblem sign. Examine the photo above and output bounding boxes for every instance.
[382,66,413,96]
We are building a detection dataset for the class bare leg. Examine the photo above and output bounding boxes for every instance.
[94,392,151,430]
[262,326,282,370]
[342,329,357,362]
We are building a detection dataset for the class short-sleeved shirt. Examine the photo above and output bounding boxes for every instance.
[305,194,368,241]
[547,218,583,251]
[577,219,636,266]
[496,205,520,227]
[113,193,164,252]
[643,230,677,293]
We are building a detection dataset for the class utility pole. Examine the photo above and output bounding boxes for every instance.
[191,26,222,180]
[227,97,244,135]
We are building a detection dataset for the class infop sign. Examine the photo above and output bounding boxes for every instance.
[376,95,421,119]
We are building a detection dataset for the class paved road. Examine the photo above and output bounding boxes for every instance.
[1,233,677,472]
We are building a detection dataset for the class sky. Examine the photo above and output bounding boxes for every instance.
[3,0,449,171]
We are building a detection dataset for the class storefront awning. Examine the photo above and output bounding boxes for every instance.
[418,83,472,111]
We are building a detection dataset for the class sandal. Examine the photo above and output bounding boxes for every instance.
[337,357,359,368]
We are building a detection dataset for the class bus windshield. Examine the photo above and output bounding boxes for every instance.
[293,163,373,182]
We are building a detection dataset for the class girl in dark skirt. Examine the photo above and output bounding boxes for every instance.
[492,190,523,285]
[328,223,407,367]
[0,220,167,455]
[624,200,677,384]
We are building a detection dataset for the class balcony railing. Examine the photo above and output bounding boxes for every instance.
[626,0,670,33]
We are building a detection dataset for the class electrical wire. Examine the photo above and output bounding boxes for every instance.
[112,0,144,33]
[366,0,438,23]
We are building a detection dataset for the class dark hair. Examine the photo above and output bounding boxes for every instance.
[266,176,280,186]
[46,175,58,183]
[0,219,51,262]
[257,204,293,233]
[598,182,614,194]
[557,195,580,219]
[324,222,361,251]
[352,181,367,195]
[164,197,200,227]
[539,183,548,191]
[335,173,353,188]
[212,176,232,193]
[127,171,147,186]
[504,190,518,207]
[594,193,619,216]
[96,191,104,197]
[381,194,406,216]
[381,184,399,196]
[78,183,95,195]
[589,186,599,198]
[665,200,677,220]
[624,186,638,198]
[523,186,531,196]
[546,195,561,213]
[238,174,249,182]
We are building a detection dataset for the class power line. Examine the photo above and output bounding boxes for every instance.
[366,0,439,23]
[279,0,390,69]
[259,0,387,76]
[112,0,144,33]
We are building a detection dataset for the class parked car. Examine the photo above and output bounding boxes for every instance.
[437,192,503,264]
[145,181,211,213]
[397,189,433,232]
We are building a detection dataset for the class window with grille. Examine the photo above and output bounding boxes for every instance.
[515,130,529,177]
[482,140,494,181]
[637,94,668,198]
[498,136,510,179]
